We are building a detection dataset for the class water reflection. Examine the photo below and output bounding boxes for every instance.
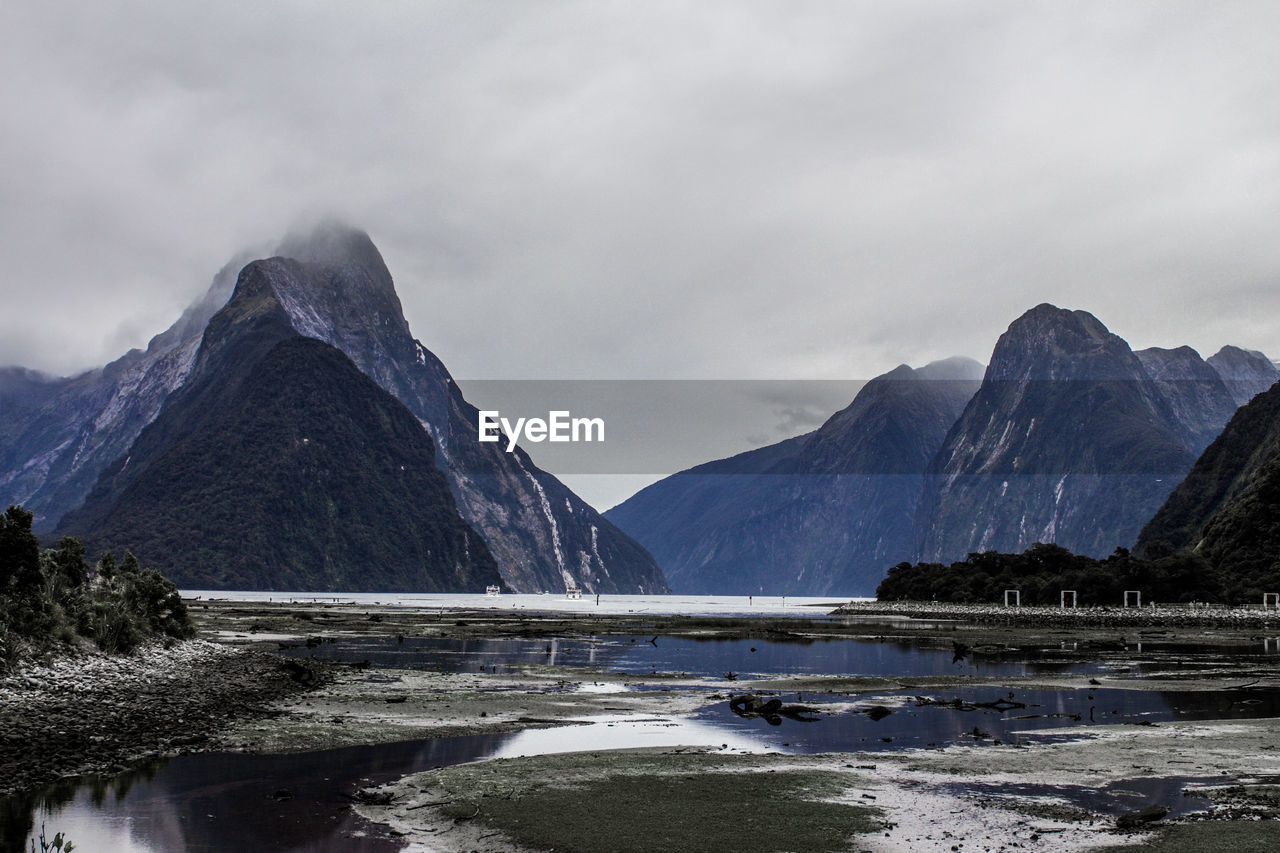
[698,687,1280,752]
[279,634,1110,680]
[13,735,509,852]
[12,631,1280,851]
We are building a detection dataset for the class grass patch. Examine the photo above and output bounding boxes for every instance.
[467,769,879,853]
[1093,821,1280,852]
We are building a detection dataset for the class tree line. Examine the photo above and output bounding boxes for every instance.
[874,541,1273,606]
[1,504,194,668]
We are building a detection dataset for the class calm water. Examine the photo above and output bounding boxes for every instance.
[277,633,1111,679]
[10,632,1280,852]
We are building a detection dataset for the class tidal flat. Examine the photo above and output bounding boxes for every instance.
[6,598,1280,851]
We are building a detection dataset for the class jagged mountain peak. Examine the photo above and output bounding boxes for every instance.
[846,356,983,390]
[211,226,413,365]
[986,303,1139,382]
[158,227,665,594]
[272,217,407,326]
[1207,345,1279,406]
[276,219,390,281]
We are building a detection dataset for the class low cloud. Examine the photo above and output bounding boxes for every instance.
[2,2,1278,379]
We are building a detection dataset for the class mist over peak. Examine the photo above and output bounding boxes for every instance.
[276,218,384,272]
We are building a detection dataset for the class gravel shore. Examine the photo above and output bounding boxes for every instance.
[0,640,323,797]
[836,600,1280,629]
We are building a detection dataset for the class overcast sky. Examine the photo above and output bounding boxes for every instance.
[2,1,1278,383]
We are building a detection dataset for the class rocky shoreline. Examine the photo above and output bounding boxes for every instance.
[0,640,324,798]
[6,600,1280,852]
[837,599,1280,629]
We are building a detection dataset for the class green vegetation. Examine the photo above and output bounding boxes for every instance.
[1091,822,1280,852]
[1,504,193,668]
[457,770,879,853]
[1138,378,1280,553]
[875,541,1238,605]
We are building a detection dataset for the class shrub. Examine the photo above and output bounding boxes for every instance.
[0,504,195,663]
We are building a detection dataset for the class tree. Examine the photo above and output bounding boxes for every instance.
[43,537,89,593]
[2,505,48,634]
[1,505,42,600]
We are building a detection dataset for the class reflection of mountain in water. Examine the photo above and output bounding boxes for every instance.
[14,734,510,853]
[276,634,1113,680]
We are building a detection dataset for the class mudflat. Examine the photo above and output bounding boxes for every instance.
[6,598,1280,852]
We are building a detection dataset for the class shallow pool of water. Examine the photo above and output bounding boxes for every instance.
[696,686,1280,751]
[277,633,1111,679]
[11,632,1280,852]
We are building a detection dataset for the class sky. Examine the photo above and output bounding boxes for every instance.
[2,0,1279,385]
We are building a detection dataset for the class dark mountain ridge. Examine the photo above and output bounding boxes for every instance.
[9,223,666,594]
[231,225,665,595]
[611,302,1273,594]
[1137,378,1280,567]
[915,304,1224,564]
[606,358,983,594]
[60,324,500,591]
[0,254,249,531]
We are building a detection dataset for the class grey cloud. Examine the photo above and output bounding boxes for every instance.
[1,1,1278,382]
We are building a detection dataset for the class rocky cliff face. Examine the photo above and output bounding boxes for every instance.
[608,301,1274,594]
[606,358,983,595]
[59,327,502,592]
[11,222,665,594]
[1135,346,1240,455]
[916,305,1204,562]
[222,224,665,595]
[0,256,247,531]
[1206,345,1280,406]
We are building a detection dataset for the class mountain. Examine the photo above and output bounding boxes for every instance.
[605,358,983,595]
[230,224,666,595]
[58,326,501,592]
[916,304,1207,562]
[9,223,666,594]
[0,255,248,532]
[1206,345,1279,406]
[1134,346,1241,455]
[1136,379,1280,584]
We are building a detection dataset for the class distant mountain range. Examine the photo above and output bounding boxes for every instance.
[6,233,1274,598]
[609,303,1277,595]
[2,223,667,594]
[605,358,983,594]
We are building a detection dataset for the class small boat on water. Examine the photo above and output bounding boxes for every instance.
[485,585,501,597]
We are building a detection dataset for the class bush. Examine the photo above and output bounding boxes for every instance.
[0,504,194,664]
